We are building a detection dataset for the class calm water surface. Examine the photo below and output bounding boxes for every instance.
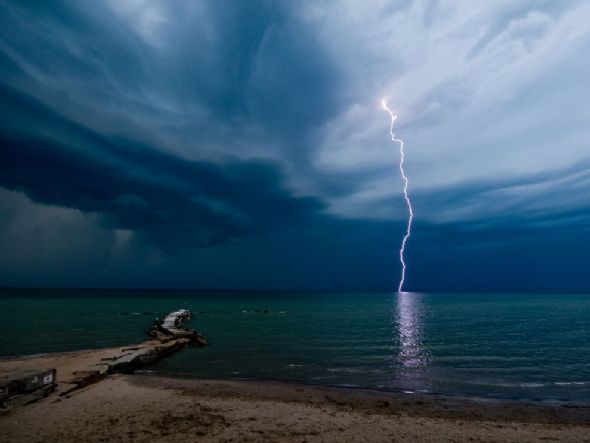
[1,289,590,401]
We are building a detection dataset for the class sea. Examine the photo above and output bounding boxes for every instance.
[1,289,590,402]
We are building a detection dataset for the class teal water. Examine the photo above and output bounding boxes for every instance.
[1,289,590,401]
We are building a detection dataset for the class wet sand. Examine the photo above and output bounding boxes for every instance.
[2,350,590,442]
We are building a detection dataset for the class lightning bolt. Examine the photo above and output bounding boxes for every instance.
[381,99,413,293]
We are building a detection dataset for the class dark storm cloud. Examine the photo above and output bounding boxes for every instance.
[0,1,148,97]
[0,0,343,164]
[0,84,325,250]
[0,0,344,251]
[0,0,589,292]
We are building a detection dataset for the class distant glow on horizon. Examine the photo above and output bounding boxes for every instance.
[381,99,414,293]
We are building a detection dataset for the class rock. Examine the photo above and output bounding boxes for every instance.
[149,309,208,347]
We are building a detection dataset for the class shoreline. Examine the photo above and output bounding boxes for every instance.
[139,371,590,407]
[131,374,590,424]
[3,347,590,407]
[2,349,590,442]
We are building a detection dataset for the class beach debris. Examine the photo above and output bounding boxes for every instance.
[59,370,106,397]
[0,369,56,413]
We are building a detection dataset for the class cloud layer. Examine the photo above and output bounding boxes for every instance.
[0,0,589,291]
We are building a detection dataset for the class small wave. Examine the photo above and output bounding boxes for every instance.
[327,368,363,373]
[434,355,529,363]
[119,312,155,316]
[514,383,544,388]
[468,381,545,388]
[468,380,590,388]
[288,364,303,368]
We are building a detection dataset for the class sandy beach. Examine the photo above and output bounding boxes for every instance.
[2,350,590,442]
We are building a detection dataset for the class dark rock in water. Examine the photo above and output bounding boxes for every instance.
[194,334,208,346]
[263,309,269,314]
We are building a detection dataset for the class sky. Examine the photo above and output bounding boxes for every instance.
[0,0,589,292]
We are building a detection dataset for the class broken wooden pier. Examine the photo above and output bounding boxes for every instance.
[0,309,207,412]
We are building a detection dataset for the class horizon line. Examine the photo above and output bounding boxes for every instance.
[0,286,589,295]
